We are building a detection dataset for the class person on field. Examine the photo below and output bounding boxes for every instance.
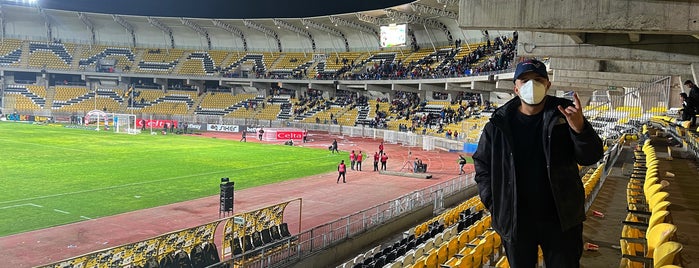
[337,160,347,183]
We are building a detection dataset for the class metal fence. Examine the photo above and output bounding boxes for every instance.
[229,172,476,268]
[584,76,671,140]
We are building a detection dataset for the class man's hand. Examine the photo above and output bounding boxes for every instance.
[557,92,585,133]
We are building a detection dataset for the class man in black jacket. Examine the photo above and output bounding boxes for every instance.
[473,59,603,268]
[683,80,699,113]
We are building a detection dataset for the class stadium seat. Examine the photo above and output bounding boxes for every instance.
[231,237,242,256]
[623,210,669,232]
[495,256,509,268]
[621,223,677,258]
[270,225,282,240]
[261,228,273,244]
[620,241,683,268]
[280,222,292,237]
[424,250,438,268]
[436,243,449,265]
[252,231,264,247]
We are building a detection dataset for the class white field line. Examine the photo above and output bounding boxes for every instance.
[0,154,336,205]
[0,203,43,210]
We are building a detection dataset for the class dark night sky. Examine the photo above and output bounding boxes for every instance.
[26,0,413,19]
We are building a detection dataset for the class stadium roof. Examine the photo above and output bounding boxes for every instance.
[5,0,414,19]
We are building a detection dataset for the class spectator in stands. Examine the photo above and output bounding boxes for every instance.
[683,80,699,113]
[337,160,346,183]
[680,92,697,128]
[473,59,603,268]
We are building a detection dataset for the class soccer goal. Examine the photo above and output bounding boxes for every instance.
[111,113,139,134]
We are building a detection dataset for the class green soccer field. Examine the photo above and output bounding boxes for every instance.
[0,122,344,236]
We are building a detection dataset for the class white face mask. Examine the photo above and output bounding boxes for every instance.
[518,80,547,105]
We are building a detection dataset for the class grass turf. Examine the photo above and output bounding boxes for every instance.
[0,122,344,236]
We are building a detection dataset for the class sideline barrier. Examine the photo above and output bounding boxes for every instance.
[39,199,300,268]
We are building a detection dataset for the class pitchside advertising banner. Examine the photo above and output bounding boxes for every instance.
[136,119,178,128]
[207,124,239,133]
[276,131,304,140]
[5,114,52,122]
[186,123,203,130]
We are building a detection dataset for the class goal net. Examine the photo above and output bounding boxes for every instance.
[111,113,139,134]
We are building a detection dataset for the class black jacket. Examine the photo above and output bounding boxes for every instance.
[472,95,603,243]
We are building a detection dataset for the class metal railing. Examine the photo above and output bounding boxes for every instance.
[230,172,475,268]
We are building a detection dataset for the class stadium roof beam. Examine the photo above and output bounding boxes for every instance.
[329,15,379,39]
[301,19,347,52]
[273,19,315,52]
[37,7,52,41]
[384,9,453,45]
[211,19,248,51]
[355,13,390,26]
[0,5,5,39]
[244,20,282,52]
[436,0,459,7]
[147,17,174,49]
[409,3,457,19]
[77,12,95,45]
[112,15,136,47]
[180,18,211,50]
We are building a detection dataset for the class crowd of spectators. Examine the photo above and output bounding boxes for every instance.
[316,34,517,81]
[219,33,517,83]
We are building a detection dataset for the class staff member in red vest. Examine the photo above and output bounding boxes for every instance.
[337,160,347,183]
[356,151,364,171]
[373,152,380,172]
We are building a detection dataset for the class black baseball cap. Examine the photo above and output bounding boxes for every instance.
[513,59,548,83]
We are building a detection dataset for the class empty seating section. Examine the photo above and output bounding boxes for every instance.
[28,50,70,70]
[618,138,683,268]
[336,107,358,126]
[0,39,23,66]
[52,88,123,112]
[223,53,266,74]
[79,45,136,71]
[270,52,312,76]
[337,196,506,268]
[324,52,365,71]
[301,106,343,123]
[178,51,222,76]
[53,87,89,102]
[28,42,75,70]
[3,84,46,110]
[224,95,265,119]
[137,49,184,73]
[178,58,207,76]
[255,102,282,121]
[130,90,197,115]
[196,93,256,116]
[208,50,228,68]
[27,85,47,99]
